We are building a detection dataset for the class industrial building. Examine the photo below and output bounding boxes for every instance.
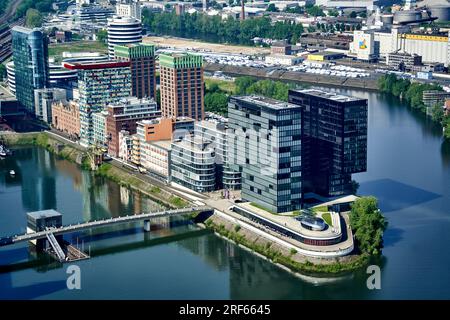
[352,28,450,66]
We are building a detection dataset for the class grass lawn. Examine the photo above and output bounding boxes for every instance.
[48,41,108,57]
[321,212,332,226]
[312,205,328,214]
[250,202,276,214]
[205,77,236,94]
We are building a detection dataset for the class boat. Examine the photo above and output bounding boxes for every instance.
[9,170,15,176]
[0,145,11,157]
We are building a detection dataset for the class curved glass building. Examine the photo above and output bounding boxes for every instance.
[11,26,49,114]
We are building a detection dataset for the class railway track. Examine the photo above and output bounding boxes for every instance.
[0,0,23,25]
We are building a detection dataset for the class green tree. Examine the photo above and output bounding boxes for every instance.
[0,63,6,80]
[204,92,229,115]
[235,76,257,94]
[305,5,325,17]
[25,9,43,28]
[328,9,339,17]
[431,104,444,123]
[443,117,450,139]
[349,11,357,18]
[266,4,279,12]
[350,197,387,255]
[96,30,108,43]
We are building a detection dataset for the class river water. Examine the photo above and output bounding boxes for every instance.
[0,89,449,299]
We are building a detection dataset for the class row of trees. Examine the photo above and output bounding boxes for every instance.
[142,10,304,45]
[15,0,54,20]
[25,9,43,28]
[350,197,387,255]
[235,76,294,101]
[378,74,450,139]
[204,77,295,116]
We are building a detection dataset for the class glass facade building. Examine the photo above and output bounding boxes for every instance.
[228,96,302,213]
[194,116,242,190]
[11,27,49,114]
[288,89,368,197]
[170,136,216,193]
[63,61,132,146]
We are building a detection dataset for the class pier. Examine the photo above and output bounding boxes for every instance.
[0,206,212,247]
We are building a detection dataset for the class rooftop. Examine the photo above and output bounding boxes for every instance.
[148,139,172,150]
[27,209,62,220]
[293,88,364,103]
[235,95,298,110]
[62,60,130,70]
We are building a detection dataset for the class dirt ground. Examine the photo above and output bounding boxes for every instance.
[143,36,270,55]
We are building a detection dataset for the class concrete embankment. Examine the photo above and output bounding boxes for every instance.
[204,63,380,91]
[0,131,189,209]
[204,213,368,274]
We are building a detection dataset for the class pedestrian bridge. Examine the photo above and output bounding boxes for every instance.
[0,206,212,247]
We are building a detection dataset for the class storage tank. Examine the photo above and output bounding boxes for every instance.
[429,5,450,22]
[394,10,422,24]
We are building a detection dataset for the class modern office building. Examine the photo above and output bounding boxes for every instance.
[105,97,160,157]
[170,135,216,193]
[34,88,67,123]
[11,27,49,114]
[194,115,241,190]
[114,44,156,99]
[107,16,142,59]
[159,53,204,121]
[288,89,367,198]
[63,61,132,146]
[228,96,302,213]
[51,100,80,138]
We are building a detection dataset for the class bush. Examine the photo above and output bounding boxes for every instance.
[350,196,387,255]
